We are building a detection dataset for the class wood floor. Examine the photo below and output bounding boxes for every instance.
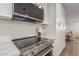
[60,38,79,56]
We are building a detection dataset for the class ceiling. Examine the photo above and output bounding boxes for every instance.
[63,3,79,19]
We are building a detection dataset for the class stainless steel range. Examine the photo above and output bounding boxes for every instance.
[12,36,53,56]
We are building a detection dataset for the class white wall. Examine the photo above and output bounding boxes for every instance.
[64,4,79,33]
[53,3,66,56]
[66,12,79,33]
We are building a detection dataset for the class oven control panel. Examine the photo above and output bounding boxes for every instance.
[20,39,53,56]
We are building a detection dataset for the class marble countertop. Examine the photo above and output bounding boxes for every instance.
[0,36,20,56]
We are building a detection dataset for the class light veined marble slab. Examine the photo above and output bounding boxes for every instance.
[0,36,20,56]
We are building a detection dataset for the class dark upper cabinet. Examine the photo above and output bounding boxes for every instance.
[14,3,25,15]
[13,3,44,21]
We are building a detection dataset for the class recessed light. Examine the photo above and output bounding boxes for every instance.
[39,6,42,8]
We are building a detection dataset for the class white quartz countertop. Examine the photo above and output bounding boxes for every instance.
[0,36,20,56]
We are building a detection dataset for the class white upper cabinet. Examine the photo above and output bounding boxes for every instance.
[0,3,12,20]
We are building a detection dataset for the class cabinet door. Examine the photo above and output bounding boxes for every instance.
[14,3,44,20]
[24,3,44,20]
[14,3,25,15]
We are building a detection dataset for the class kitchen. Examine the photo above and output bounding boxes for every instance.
[0,3,56,56]
[1,0,79,59]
